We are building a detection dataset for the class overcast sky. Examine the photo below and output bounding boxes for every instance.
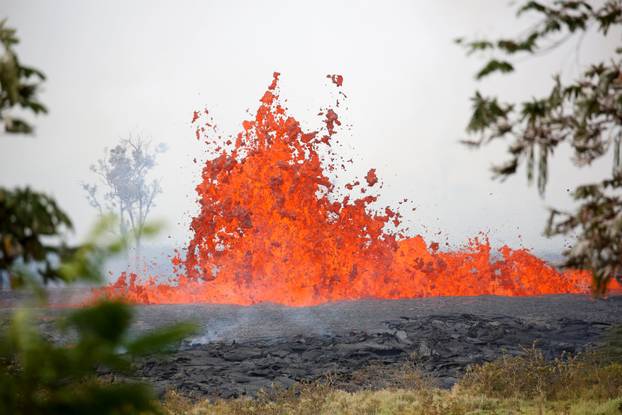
[1,0,620,256]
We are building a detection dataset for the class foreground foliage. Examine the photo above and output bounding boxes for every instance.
[0,301,194,415]
[0,219,196,415]
[458,0,622,295]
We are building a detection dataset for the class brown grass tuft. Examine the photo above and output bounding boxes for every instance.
[458,345,622,401]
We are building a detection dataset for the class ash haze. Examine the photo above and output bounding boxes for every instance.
[1,0,620,267]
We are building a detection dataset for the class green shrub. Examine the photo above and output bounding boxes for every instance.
[0,217,195,414]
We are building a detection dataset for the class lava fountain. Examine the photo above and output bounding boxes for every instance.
[97,73,620,306]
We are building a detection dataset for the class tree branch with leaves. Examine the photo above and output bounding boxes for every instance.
[458,0,622,295]
[0,19,47,134]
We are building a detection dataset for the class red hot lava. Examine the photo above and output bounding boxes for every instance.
[98,73,620,306]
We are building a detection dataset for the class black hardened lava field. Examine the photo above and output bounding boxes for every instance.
[3,293,621,399]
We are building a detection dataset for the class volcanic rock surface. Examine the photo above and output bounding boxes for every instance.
[125,295,622,399]
[2,292,622,399]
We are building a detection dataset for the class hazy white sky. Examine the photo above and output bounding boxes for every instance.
[1,0,619,255]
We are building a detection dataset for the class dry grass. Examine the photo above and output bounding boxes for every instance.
[162,387,622,415]
[459,346,622,401]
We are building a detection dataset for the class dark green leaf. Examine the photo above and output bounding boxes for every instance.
[476,60,514,79]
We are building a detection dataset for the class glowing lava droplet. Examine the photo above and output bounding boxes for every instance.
[97,73,619,305]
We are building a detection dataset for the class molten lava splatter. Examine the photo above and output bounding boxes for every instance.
[97,73,620,306]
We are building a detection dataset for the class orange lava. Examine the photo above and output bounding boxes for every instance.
[96,73,620,306]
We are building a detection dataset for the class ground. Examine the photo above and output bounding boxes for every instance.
[2,292,621,401]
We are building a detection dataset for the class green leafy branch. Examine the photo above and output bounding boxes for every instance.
[0,19,48,134]
[458,0,622,295]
